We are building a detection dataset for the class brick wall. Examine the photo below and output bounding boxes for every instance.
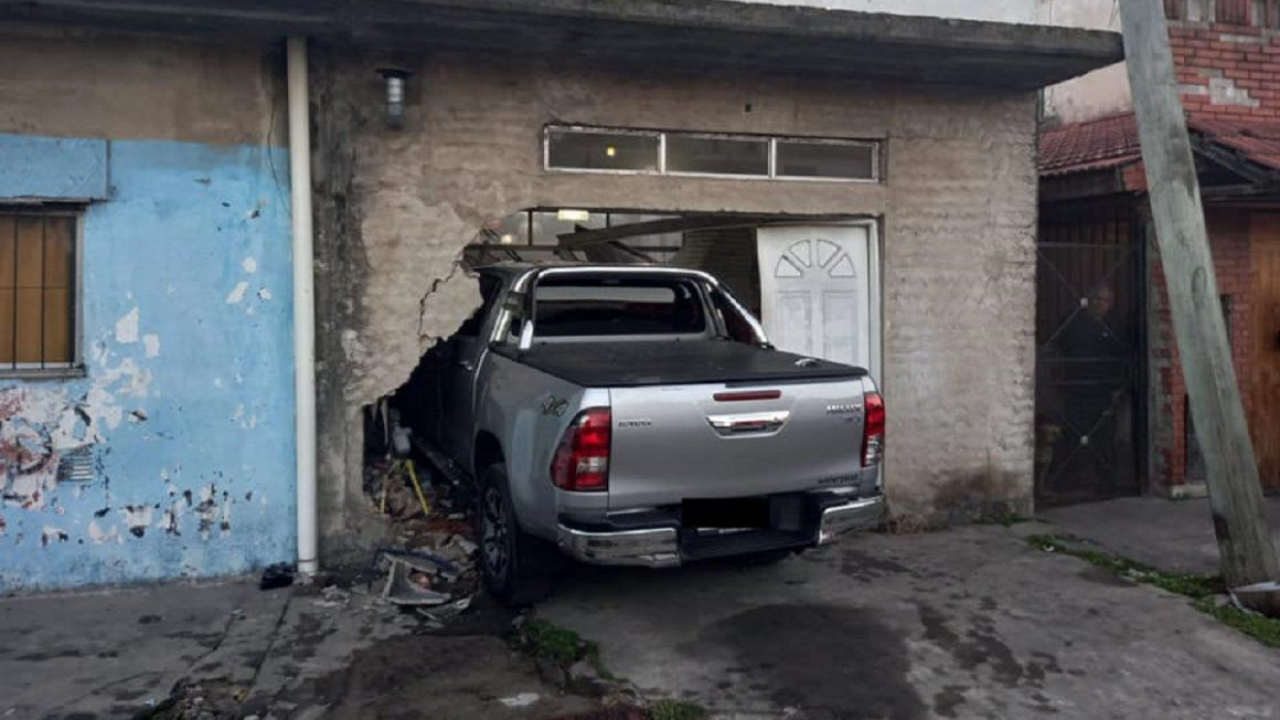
[1142,4,1275,490]
[1169,15,1280,120]
[1148,208,1256,489]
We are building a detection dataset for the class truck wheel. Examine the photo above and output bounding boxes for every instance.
[477,464,554,605]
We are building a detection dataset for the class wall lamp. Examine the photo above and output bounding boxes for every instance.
[377,67,412,129]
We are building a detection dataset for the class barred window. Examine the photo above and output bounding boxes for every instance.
[0,211,78,372]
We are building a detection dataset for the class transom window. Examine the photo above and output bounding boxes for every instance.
[0,210,78,372]
[545,126,880,182]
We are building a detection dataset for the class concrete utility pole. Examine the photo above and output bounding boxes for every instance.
[1118,0,1279,614]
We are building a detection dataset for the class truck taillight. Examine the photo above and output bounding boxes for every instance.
[862,392,885,467]
[551,408,611,492]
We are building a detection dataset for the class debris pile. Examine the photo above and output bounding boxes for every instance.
[137,679,245,720]
[365,410,481,627]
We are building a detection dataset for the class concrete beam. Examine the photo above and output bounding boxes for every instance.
[1,0,1124,90]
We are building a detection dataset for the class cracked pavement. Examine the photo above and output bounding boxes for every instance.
[0,579,594,720]
[539,518,1280,719]
[6,499,1280,720]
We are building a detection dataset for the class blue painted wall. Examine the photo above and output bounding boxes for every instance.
[0,135,109,201]
[0,134,295,592]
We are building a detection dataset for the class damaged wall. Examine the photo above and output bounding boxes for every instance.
[314,48,1038,553]
[0,26,295,591]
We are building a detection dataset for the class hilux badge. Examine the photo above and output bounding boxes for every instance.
[826,404,858,415]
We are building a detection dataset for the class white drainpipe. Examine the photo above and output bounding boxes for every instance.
[287,36,319,576]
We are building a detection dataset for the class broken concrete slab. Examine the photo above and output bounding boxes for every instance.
[0,577,420,719]
[0,580,289,719]
[0,574,614,720]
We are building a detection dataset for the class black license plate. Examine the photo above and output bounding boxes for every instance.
[682,498,770,529]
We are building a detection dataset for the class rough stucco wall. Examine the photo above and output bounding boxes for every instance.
[0,28,294,591]
[0,23,280,146]
[886,109,1039,522]
[316,50,1038,544]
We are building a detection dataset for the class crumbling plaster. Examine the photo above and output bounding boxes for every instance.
[314,48,1039,555]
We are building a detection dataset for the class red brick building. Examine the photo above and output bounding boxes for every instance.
[1037,0,1280,505]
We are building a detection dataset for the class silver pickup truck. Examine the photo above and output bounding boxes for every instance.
[419,263,885,603]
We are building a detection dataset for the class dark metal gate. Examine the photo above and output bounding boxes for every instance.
[1035,199,1145,507]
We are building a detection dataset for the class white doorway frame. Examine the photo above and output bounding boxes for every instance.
[756,219,883,384]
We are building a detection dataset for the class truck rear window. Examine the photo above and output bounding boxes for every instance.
[535,277,706,337]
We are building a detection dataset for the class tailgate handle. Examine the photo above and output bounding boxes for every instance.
[707,411,790,435]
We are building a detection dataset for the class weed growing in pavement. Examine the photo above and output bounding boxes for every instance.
[648,699,709,720]
[512,618,585,665]
[1027,534,1280,648]
[1192,595,1280,648]
[510,617,617,679]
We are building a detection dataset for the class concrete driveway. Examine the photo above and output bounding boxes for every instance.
[539,524,1280,720]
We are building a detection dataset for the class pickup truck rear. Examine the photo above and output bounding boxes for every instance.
[417,263,885,603]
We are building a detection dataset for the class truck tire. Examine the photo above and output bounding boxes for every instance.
[477,463,555,605]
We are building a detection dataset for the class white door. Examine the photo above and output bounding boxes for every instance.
[757,224,877,378]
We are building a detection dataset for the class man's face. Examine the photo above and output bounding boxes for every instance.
[1090,287,1114,318]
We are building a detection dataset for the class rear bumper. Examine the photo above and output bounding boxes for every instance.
[818,496,887,544]
[556,493,885,567]
[555,525,681,568]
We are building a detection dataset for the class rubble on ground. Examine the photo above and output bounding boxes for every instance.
[364,425,482,627]
[136,679,245,720]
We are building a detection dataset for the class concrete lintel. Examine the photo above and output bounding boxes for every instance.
[2,0,1124,90]
[0,134,109,201]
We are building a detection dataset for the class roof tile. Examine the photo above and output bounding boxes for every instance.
[1041,112,1280,176]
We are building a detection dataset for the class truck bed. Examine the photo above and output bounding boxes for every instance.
[498,340,866,388]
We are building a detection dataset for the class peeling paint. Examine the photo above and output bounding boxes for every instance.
[194,483,229,540]
[1,356,151,509]
[122,504,153,538]
[0,135,296,592]
[115,307,140,344]
[40,526,68,546]
[157,500,182,536]
[88,520,119,545]
[225,281,249,304]
[257,288,272,301]
[232,404,259,430]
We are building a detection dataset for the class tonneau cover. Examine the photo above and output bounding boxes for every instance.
[501,341,865,388]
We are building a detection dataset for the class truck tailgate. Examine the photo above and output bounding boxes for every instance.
[607,379,868,509]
